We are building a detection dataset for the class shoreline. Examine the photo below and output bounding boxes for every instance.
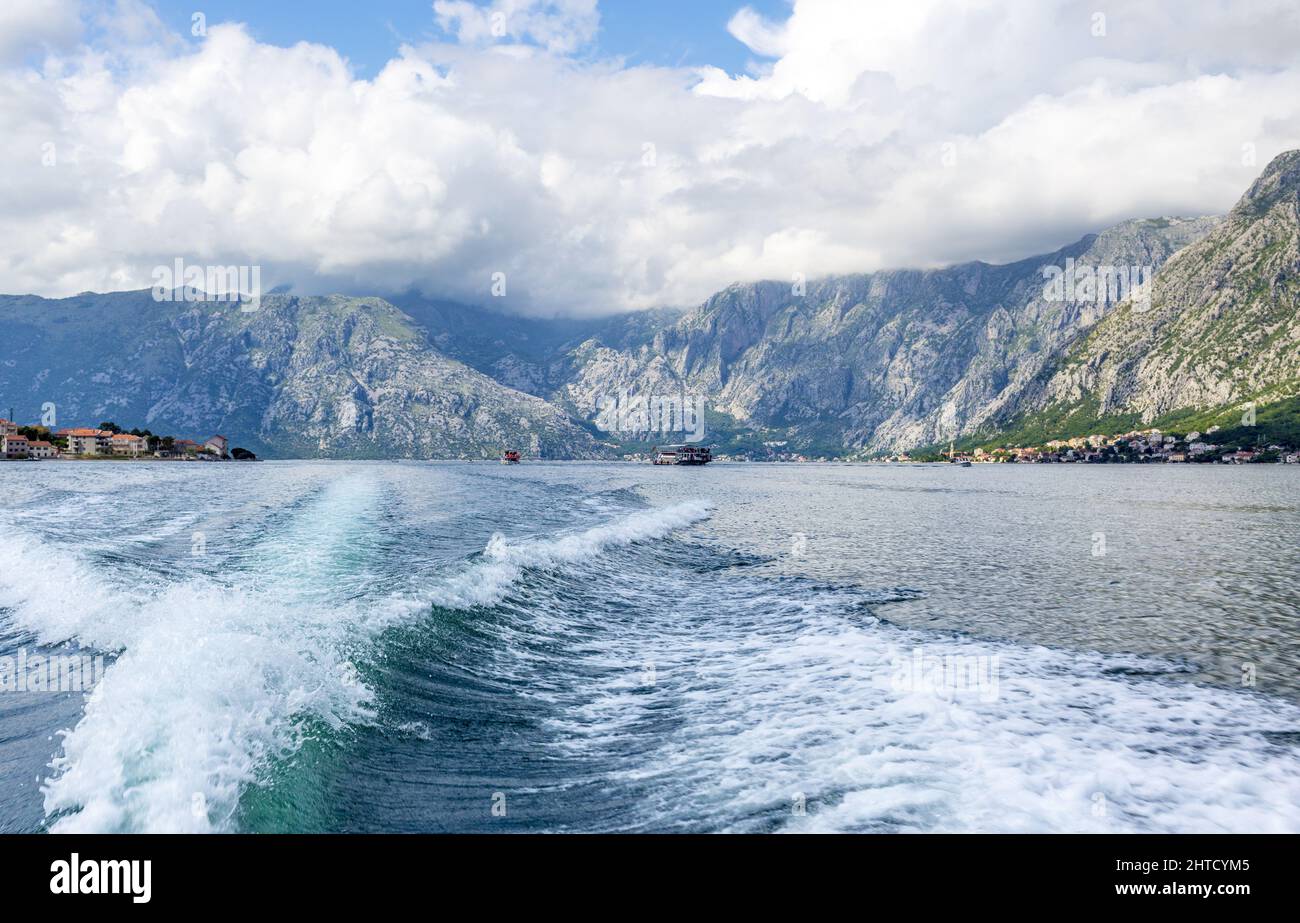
[6,456,1298,466]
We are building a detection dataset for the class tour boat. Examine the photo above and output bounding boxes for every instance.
[653,444,712,466]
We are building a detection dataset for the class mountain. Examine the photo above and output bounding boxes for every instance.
[3,154,1294,460]
[552,218,1219,453]
[385,292,681,399]
[1008,151,1300,436]
[0,292,605,459]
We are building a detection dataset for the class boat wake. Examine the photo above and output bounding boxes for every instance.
[0,478,389,833]
[0,487,715,833]
[421,499,712,610]
[2,463,1298,835]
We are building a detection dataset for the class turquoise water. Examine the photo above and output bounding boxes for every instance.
[1,461,1298,832]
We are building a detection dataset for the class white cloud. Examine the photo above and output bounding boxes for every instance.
[433,0,599,55]
[1,0,1298,314]
[0,0,82,65]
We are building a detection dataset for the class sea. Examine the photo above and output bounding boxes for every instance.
[1,461,1297,833]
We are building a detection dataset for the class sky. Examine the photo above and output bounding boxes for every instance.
[142,0,794,75]
[2,0,1299,315]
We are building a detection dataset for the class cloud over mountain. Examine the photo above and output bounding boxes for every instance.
[1,0,1298,315]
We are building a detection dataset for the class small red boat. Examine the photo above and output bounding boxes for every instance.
[501,450,521,464]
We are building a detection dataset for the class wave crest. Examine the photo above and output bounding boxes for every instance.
[425,500,712,610]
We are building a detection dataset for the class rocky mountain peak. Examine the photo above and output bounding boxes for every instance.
[1232,149,1300,218]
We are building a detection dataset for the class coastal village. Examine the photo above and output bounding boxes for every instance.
[4,414,1297,465]
[885,427,1300,465]
[0,417,248,461]
[631,424,1300,464]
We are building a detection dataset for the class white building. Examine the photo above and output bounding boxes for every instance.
[204,434,229,457]
[110,433,148,456]
[61,428,113,456]
[2,434,30,458]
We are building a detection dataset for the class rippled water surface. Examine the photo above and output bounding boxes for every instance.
[1,461,1297,833]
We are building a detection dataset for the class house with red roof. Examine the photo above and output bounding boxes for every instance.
[204,435,229,458]
[59,428,114,456]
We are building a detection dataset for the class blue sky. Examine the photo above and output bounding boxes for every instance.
[147,0,792,76]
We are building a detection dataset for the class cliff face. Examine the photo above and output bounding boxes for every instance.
[556,217,1218,451]
[0,292,606,459]
[552,156,1300,453]
[1030,151,1300,425]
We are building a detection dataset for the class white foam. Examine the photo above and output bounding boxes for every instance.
[424,500,712,610]
[569,604,1300,833]
[0,529,125,646]
[0,477,390,832]
[0,493,713,832]
[41,580,372,833]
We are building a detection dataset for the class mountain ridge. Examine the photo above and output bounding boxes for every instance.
[2,152,1296,459]
[1006,150,1300,439]
[550,214,1222,454]
[0,291,607,459]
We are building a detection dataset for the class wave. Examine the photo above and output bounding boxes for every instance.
[421,500,712,610]
[0,491,714,833]
[0,477,388,833]
[7,466,1297,835]
[536,586,1300,834]
[0,530,126,648]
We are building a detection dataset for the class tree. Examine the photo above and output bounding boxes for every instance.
[231,447,257,461]
[99,421,122,433]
